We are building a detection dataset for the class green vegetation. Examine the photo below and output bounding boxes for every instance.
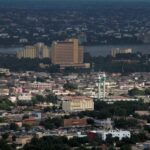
[22,133,148,150]
[114,118,138,129]
[0,99,13,110]
[0,53,150,74]
[0,139,14,150]
[63,82,78,91]
[9,123,19,131]
[120,144,131,150]
[128,88,150,96]
[40,117,63,129]
[128,88,145,96]
[78,101,149,119]
[23,136,88,150]
[0,117,5,123]
[17,93,58,106]
[85,53,150,73]
[0,56,60,73]
[32,93,58,104]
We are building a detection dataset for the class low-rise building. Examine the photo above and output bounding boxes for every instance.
[94,118,113,129]
[28,82,53,90]
[0,88,9,96]
[17,43,50,59]
[64,118,87,127]
[111,48,132,57]
[88,130,131,141]
[15,135,33,147]
[62,96,94,112]
[18,93,32,101]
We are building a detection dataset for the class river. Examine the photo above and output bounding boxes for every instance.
[85,44,150,56]
[0,44,150,57]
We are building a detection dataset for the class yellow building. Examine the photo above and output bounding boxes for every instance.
[62,96,94,112]
[17,43,50,59]
[111,48,132,57]
[51,39,87,68]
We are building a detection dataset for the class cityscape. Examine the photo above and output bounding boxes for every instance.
[0,0,150,150]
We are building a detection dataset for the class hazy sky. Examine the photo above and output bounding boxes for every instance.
[1,0,150,1]
[0,0,149,6]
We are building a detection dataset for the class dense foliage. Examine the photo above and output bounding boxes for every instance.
[0,53,150,73]
[63,82,78,91]
[0,99,13,110]
[85,53,150,73]
[78,101,149,119]
[128,88,150,96]
[40,118,63,129]
[23,136,88,150]
[0,56,60,73]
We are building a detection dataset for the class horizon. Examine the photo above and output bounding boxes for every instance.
[1,0,150,9]
[1,0,150,3]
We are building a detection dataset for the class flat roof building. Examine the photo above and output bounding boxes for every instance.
[17,43,50,59]
[62,96,94,112]
[111,48,132,57]
[88,130,131,141]
[51,39,89,69]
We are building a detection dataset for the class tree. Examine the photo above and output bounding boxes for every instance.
[40,118,63,129]
[130,133,148,144]
[106,134,114,144]
[2,133,9,140]
[145,88,150,95]
[0,99,13,110]
[10,123,19,131]
[87,118,94,125]
[43,107,52,112]
[46,93,58,103]
[120,144,131,150]
[23,136,69,150]
[12,135,16,142]
[35,95,45,103]
[108,146,115,150]
[63,82,77,91]
[114,118,138,129]
[128,88,145,96]
[0,139,13,150]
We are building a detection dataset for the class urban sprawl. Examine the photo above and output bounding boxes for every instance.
[0,1,150,150]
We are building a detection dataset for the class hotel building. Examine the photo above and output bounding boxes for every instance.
[17,43,50,59]
[51,39,89,69]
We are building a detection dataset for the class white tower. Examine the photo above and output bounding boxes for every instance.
[97,73,106,100]
[98,74,101,99]
[103,73,106,98]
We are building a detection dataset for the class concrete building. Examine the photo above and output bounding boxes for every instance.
[64,118,87,127]
[15,135,33,148]
[17,43,50,59]
[0,88,9,96]
[88,130,131,141]
[51,39,89,68]
[111,48,132,57]
[99,130,131,141]
[29,82,53,90]
[62,96,94,112]
[0,68,10,74]
[94,118,113,129]
[98,96,139,104]
[18,93,32,101]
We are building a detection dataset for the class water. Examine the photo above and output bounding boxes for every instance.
[0,45,150,57]
[0,47,22,54]
[85,44,150,56]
